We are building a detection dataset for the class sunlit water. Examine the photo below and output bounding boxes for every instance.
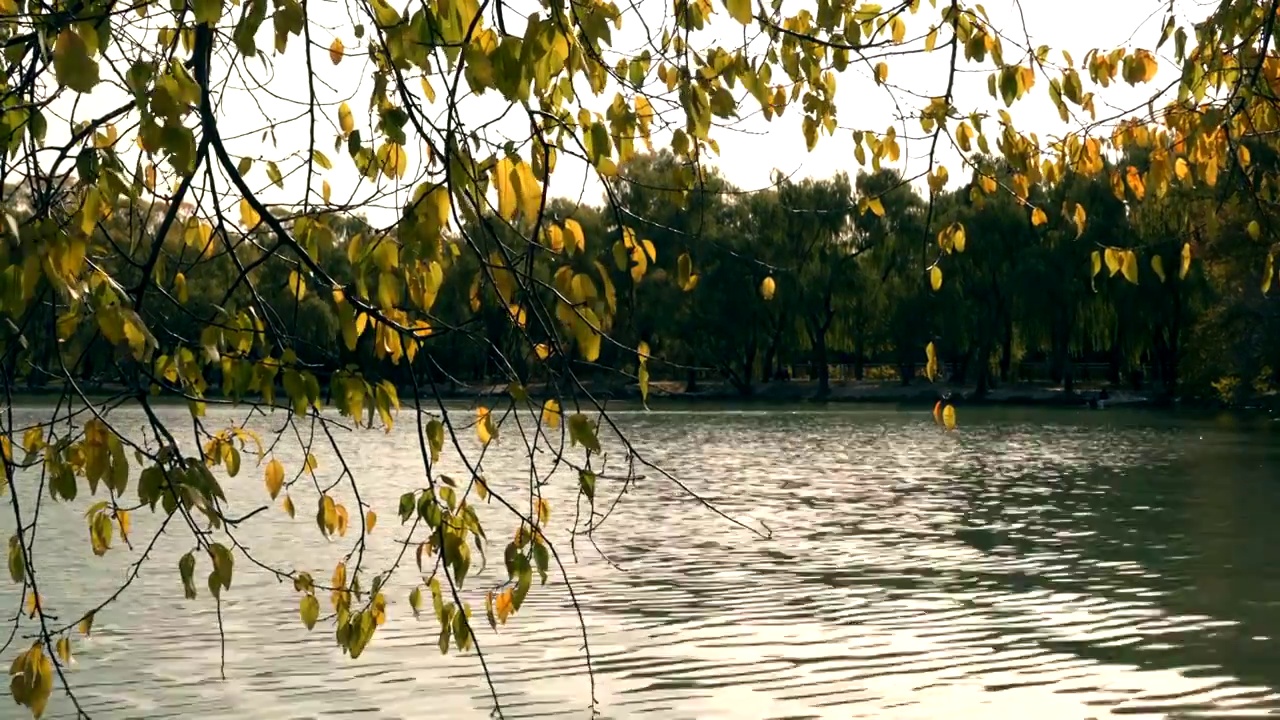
[3,403,1280,719]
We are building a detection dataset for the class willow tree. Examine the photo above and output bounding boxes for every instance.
[2,0,1279,715]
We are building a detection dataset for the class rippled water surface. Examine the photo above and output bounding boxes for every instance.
[4,404,1280,719]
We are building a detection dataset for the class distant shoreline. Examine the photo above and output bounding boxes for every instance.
[0,378,1238,411]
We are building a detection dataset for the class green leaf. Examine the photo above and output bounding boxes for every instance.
[8,534,25,584]
[299,594,319,629]
[266,161,284,188]
[179,551,197,599]
[533,542,550,584]
[192,0,223,25]
[578,470,596,500]
[54,30,100,94]
[409,586,423,617]
[568,414,601,453]
[452,603,472,651]
[512,555,533,610]
[430,576,445,621]
[724,0,752,25]
[426,419,444,464]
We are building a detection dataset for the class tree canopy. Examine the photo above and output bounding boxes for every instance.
[2,0,1280,715]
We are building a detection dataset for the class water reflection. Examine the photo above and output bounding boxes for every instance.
[1,404,1279,718]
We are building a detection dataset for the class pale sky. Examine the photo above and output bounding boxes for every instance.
[48,0,1189,227]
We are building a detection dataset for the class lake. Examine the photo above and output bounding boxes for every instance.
[3,403,1280,719]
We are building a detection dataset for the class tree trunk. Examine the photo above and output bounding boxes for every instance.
[813,330,830,398]
[999,314,1013,382]
[975,346,992,397]
[853,325,866,381]
[955,347,971,387]
[1166,284,1182,398]
[1049,326,1065,385]
[1108,325,1123,385]
[761,322,781,384]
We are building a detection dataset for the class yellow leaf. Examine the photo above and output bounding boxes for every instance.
[365,510,377,533]
[874,62,889,84]
[329,38,344,64]
[930,265,943,291]
[1000,171,1025,199]
[942,404,956,430]
[1031,207,1048,226]
[951,225,966,253]
[1121,250,1139,285]
[760,276,776,300]
[264,458,284,499]
[493,157,517,221]
[1091,250,1102,277]
[335,503,349,537]
[513,161,543,221]
[1105,247,1122,276]
[322,180,332,204]
[93,124,118,149]
[56,637,72,665]
[377,142,407,179]
[866,197,884,217]
[1151,255,1166,283]
[1109,169,1126,201]
[534,343,551,360]
[723,0,752,25]
[925,341,939,382]
[1072,203,1087,238]
[1125,165,1145,200]
[477,407,496,445]
[283,495,296,518]
[541,399,561,428]
[495,588,514,624]
[174,272,189,303]
[239,198,260,228]
[338,102,354,135]
[1264,254,1275,295]
[1248,220,1261,240]
[563,218,586,253]
[1180,242,1192,280]
[288,270,306,300]
[117,509,131,540]
[1175,157,1189,181]
[546,224,565,253]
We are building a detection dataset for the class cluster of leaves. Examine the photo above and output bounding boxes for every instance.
[3,0,1280,716]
